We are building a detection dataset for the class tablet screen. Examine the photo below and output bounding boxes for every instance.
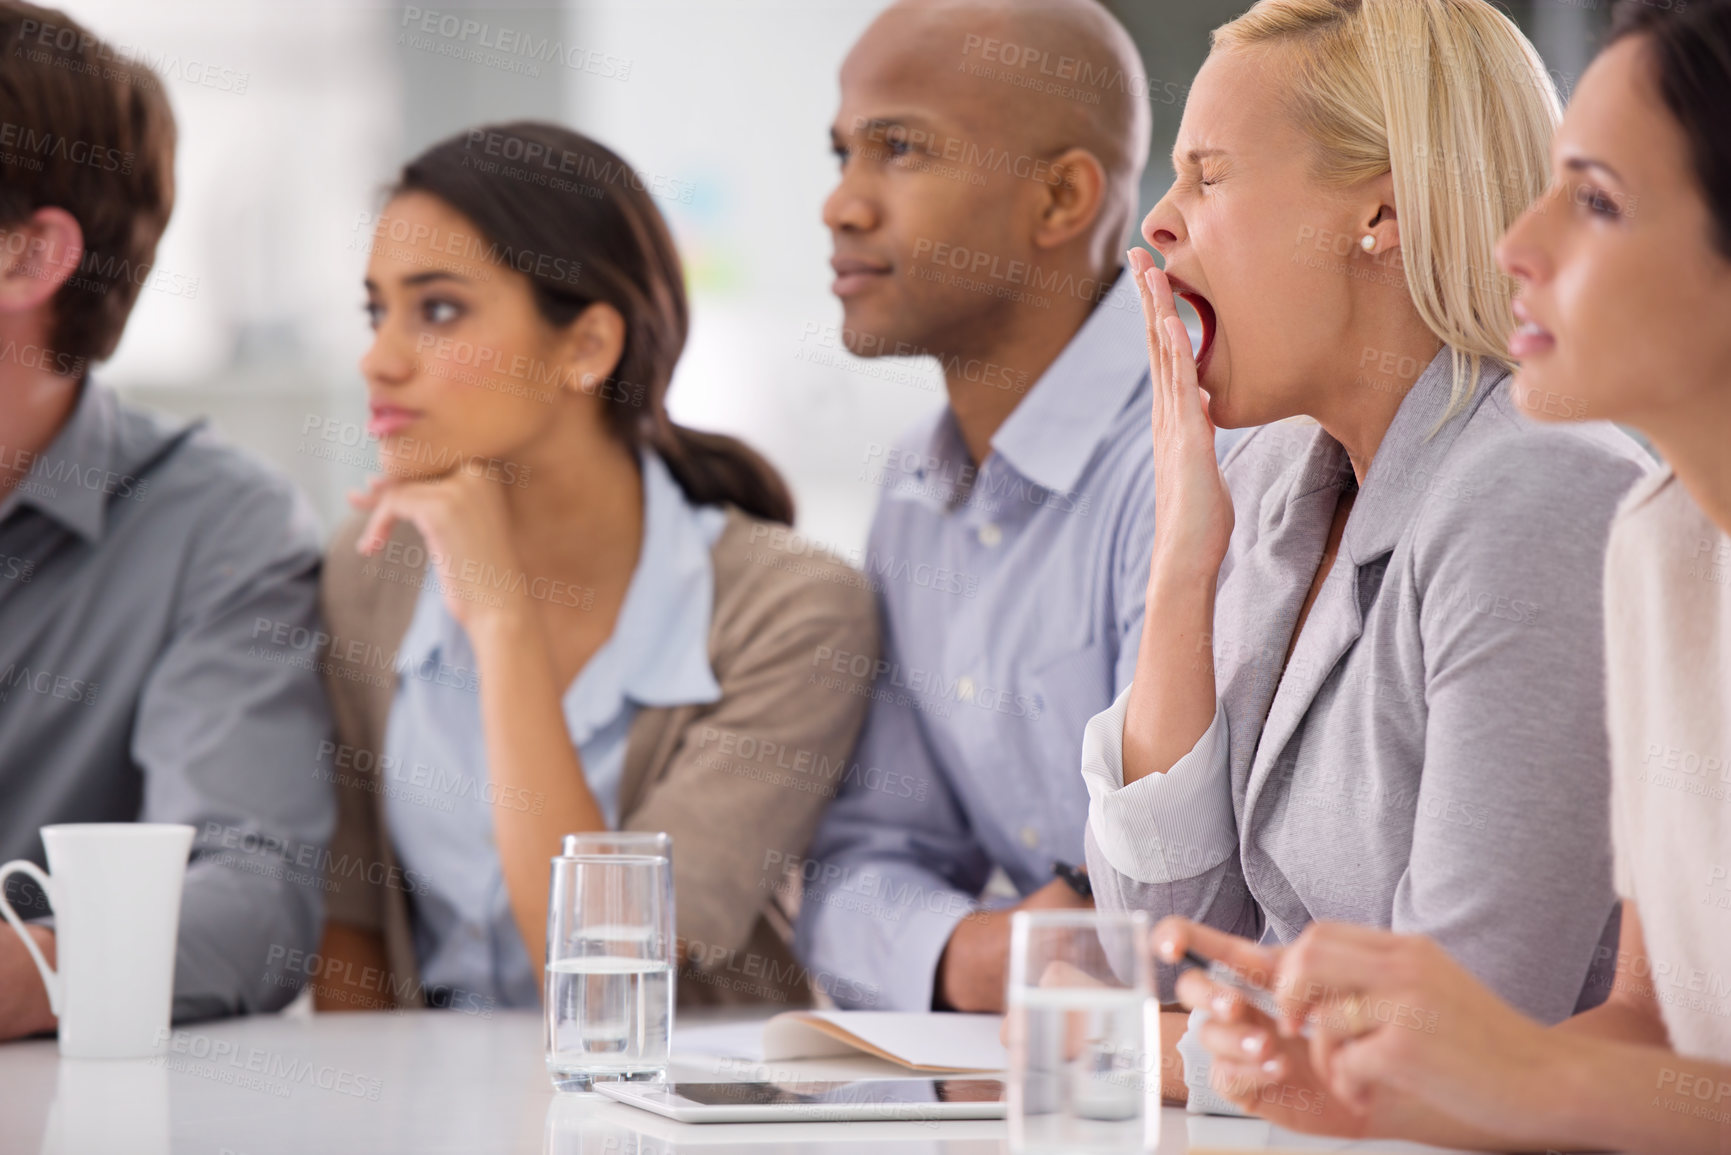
[665,1079,1003,1107]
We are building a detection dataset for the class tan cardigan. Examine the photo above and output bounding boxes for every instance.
[317,506,878,1008]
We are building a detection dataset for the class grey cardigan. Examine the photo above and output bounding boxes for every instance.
[1082,352,1651,1028]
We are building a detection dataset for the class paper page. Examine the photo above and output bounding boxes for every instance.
[761,1011,1007,1072]
[672,1019,767,1061]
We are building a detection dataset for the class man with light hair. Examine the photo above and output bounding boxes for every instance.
[0,0,334,1040]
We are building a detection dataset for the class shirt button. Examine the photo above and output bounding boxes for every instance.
[1020,826,1039,849]
[956,676,975,702]
[977,523,1003,548]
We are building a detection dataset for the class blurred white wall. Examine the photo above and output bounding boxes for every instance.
[70,0,936,558]
[564,0,941,556]
[67,0,1604,555]
[66,0,401,523]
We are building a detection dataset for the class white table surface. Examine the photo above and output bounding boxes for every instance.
[0,1008,1492,1155]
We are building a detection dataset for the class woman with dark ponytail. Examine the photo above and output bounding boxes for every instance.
[312,123,877,1011]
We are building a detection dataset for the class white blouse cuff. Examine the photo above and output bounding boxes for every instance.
[1080,686,1237,885]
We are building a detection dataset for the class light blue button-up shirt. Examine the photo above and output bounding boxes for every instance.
[384,451,724,1007]
[795,270,1241,1010]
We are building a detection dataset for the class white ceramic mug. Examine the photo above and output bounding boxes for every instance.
[40,1058,170,1155]
[0,823,195,1059]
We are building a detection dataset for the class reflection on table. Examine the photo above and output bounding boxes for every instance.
[1,1008,1492,1154]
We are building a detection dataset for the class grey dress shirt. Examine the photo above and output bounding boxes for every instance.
[0,381,335,1022]
[1082,353,1650,1105]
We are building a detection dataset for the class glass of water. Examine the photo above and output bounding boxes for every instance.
[1007,909,1158,1153]
[545,852,672,1092]
[560,832,678,1035]
[560,831,671,861]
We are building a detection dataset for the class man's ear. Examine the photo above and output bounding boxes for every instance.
[559,301,628,395]
[1031,147,1107,252]
[0,207,83,314]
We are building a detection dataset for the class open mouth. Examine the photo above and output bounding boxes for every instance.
[1168,275,1218,379]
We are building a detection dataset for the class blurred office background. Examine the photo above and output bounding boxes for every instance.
[74,0,1615,556]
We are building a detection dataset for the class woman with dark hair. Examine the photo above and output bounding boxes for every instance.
[1156,1,1731,1150]
[313,123,878,1011]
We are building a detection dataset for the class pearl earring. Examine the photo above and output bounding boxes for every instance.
[1360,235,1376,252]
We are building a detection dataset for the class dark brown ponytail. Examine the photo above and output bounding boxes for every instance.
[393,121,794,524]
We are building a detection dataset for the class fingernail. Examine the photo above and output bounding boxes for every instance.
[1262,1059,1281,1075]
[1212,993,1232,1016]
[1240,1032,1265,1056]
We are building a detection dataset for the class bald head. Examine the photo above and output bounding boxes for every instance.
[824,0,1150,369]
[844,0,1151,206]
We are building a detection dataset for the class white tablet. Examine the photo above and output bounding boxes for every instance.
[593,1077,1006,1123]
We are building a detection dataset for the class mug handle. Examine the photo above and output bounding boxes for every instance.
[0,860,60,1017]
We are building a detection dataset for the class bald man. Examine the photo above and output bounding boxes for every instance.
[794,0,1236,1013]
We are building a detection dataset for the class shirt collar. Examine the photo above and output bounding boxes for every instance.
[593,449,724,713]
[987,268,1150,495]
[1,380,119,541]
[397,450,723,739]
[1342,349,1509,567]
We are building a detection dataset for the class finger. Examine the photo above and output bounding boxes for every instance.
[1272,922,1399,1022]
[1175,969,1275,1029]
[1211,1060,1277,1112]
[1151,916,1197,965]
[1173,966,1208,1010]
[355,486,429,557]
[1301,995,1386,1083]
[355,494,397,556]
[1173,967,1218,1012]
[1163,920,1281,986]
[1307,1013,1348,1085]
[1320,1033,1395,1116]
[1034,959,1105,990]
[1197,1013,1276,1064]
[1147,268,1177,385]
[1140,263,1188,405]
[1163,314,1201,402]
[1196,384,1220,433]
[1143,261,1181,333]
[1129,249,1168,372]
[1212,1054,1286,1095]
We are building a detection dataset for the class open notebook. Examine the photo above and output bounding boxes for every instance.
[675,1011,1008,1073]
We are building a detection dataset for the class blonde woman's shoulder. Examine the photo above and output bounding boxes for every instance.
[1446,375,1655,506]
